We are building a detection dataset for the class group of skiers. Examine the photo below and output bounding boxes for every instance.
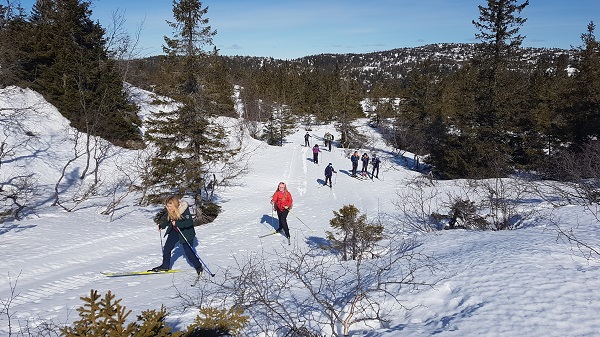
[306,131,382,185]
[304,131,334,152]
[149,132,383,274]
[350,151,380,179]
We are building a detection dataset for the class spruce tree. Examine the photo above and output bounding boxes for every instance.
[434,0,530,178]
[0,1,28,87]
[144,0,235,212]
[473,0,529,176]
[25,0,141,146]
[564,22,600,149]
[325,204,383,261]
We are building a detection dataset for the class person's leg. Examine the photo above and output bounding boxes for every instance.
[278,209,290,238]
[275,209,283,232]
[158,232,178,269]
[181,241,203,271]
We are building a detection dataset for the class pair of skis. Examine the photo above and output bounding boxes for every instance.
[258,230,291,245]
[102,269,203,287]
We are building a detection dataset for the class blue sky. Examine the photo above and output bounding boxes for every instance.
[17,0,600,59]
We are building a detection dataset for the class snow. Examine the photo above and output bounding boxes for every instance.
[2,85,600,336]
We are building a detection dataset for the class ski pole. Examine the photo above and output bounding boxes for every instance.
[159,227,164,251]
[172,225,215,277]
[288,209,313,231]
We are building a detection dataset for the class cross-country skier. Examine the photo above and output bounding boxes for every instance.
[350,151,360,176]
[312,144,321,164]
[324,163,337,187]
[150,195,203,276]
[361,153,370,177]
[371,154,381,179]
[271,182,293,241]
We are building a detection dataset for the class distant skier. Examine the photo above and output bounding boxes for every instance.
[371,153,381,179]
[271,182,293,242]
[324,132,331,148]
[327,133,334,151]
[324,163,337,187]
[150,195,203,276]
[350,151,360,176]
[304,132,311,147]
[312,144,321,164]
[361,153,370,177]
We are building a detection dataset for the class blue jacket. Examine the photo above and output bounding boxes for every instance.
[325,165,336,177]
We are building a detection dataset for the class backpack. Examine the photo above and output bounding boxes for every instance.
[153,208,168,224]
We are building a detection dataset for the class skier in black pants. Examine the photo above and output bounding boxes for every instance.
[151,195,203,276]
[304,132,311,147]
[324,163,337,187]
[371,154,381,178]
[312,144,321,164]
[350,151,359,176]
[361,153,370,177]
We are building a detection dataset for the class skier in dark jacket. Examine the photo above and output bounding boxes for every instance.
[304,132,311,147]
[324,163,337,187]
[150,195,203,275]
[361,153,370,177]
[371,154,381,178]
[350,151,360,176]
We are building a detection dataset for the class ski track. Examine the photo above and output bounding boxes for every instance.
[1,126,400,325]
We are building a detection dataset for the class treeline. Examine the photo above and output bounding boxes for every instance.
[0,0,142,147]
[2,0,600,181]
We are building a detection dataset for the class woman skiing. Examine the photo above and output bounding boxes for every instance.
[361,153,370,176]
[271,182,293,242]
[312,144,321,164]
[150,195,203,275]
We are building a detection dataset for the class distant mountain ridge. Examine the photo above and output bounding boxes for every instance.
[223,42,572,89]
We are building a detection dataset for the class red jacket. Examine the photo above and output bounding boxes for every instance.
[271,190,293,211]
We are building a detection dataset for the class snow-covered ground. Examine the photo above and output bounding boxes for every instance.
[1,86,600,336]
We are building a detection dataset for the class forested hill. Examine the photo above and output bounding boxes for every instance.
[221,43,571,90]
[125,43,572,96]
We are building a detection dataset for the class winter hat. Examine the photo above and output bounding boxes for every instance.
[328,163,332,166]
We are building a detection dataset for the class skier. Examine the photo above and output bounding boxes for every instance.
[271,182,293,242]
[371,153,381,179]
[324,163,337,187]
[312,144,321,164]
[304,132,311,147]
[150,195,203,276]
[324,132,331,148]
[327,133,334,151]
[361,153,370,177]
[350,151,360,176]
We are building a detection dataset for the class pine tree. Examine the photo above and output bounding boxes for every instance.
[24,0,141,146]
[0,1,28,87]
[476,0,529,173]
[564,21,600,149]
[435,0,530,178]
[144,0,235,211]
[325,204,383,261]
[184,306,249,337]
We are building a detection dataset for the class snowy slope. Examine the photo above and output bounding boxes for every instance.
[1,86,600,336]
